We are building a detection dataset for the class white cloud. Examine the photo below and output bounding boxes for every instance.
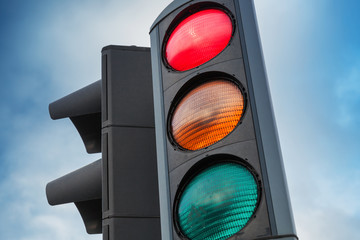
[297,208,360,239]
[33,0,171,94]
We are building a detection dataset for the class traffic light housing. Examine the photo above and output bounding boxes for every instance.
[101,46,161,239]
[150,0,297,239]
[46,46,161,239]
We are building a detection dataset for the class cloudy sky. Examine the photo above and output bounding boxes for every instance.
[0,0,359,239]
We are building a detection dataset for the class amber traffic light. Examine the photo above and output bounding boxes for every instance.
[170,79,244,151]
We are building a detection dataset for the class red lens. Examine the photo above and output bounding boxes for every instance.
[165,9,233,71]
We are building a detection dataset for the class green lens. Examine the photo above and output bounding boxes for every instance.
[177,162,258,240]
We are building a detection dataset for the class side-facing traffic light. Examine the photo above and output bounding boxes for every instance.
[150,0,297,240]
[46,45,161,239]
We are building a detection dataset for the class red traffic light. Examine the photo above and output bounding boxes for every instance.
[165,9,233,71]
[151,0,298,239]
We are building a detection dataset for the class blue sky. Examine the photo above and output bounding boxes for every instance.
[0,0,359,239]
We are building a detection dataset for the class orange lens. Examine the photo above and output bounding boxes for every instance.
[171,80,244,151]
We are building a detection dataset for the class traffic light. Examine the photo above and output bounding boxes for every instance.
[46,45,161,239]
[150,0,297,240]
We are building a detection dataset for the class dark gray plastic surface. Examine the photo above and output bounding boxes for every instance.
[75,199,102,234]
[103,218,161,240]
[49,80,102,153]
[46,159,101,205]
[101,45,161,240]
[49,80,101,120]
[101,46,154,128]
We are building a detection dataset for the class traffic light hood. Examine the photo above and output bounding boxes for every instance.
[49,80,101,153]
[46,159,102,234]
[49,80,101,120]
[46,159,101,205]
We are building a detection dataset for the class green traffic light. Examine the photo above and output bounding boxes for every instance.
[176,162,258,240]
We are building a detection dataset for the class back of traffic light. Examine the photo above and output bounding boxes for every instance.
[150,0,297,240]
[46,46,161,239]
[101,46,161,240]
